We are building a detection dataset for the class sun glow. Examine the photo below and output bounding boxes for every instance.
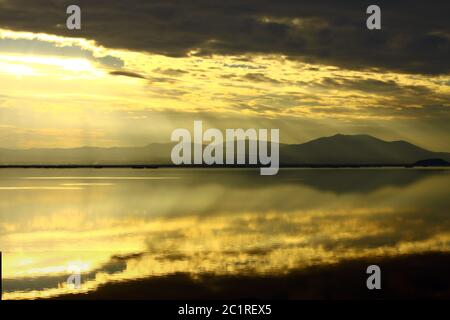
[0,54,96,73]
[0,61,35,76]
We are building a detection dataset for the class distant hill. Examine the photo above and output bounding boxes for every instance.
[413,158,450,167]
[0,134,449,166]
[280,134,450,165]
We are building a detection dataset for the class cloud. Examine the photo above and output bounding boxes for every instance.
[364,104,450,119]
[243,72,280,83]
[153,68,188,76]
[0,32,124,68]
[0,0,448,74]
[109,70,146,79]
[319,78,434,95]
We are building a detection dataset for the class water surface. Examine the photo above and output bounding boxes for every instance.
[1,168,449,299]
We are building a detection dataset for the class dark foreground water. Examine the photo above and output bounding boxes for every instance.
[1,168,449,299]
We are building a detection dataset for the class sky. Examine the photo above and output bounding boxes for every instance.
[0,0,449,151]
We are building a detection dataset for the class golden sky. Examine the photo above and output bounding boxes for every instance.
[0,1,449,151]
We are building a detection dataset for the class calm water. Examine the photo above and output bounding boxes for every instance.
[1,168,449,299]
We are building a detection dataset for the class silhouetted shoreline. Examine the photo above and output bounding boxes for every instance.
[0,162,449,169]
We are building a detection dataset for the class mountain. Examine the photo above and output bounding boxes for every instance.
[0,134,449,166]
[279,134,450,165]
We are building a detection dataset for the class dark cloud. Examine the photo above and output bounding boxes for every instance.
[109,70,146,79]
[0,0,449,74]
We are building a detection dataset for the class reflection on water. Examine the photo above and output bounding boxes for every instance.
[1,168,449,299]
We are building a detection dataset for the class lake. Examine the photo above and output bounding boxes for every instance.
[1,168,449,299]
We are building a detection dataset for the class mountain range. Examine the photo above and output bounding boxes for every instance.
[0,134,449,166]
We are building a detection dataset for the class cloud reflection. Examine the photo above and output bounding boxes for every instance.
[1,168,449,299]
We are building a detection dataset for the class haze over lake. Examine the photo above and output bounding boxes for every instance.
[1,168,449,299]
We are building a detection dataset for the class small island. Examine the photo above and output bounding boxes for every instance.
[413,158,450,167]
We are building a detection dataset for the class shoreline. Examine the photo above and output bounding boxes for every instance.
[0,164,449,169]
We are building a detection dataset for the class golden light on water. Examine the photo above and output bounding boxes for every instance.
[2,169,449,299]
